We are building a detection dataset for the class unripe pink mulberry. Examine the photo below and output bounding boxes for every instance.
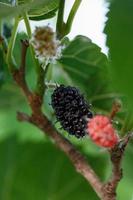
[87,115,119,148]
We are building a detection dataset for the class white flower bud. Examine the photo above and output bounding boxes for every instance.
[31,26,63,63]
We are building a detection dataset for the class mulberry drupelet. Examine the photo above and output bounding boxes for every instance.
[51,85,93,138]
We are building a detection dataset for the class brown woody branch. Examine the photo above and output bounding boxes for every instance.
[102,134,132,200]
[11,40,132,200]
[17,110,103,199]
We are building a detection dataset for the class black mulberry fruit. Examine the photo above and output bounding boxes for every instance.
[51,85,93,138]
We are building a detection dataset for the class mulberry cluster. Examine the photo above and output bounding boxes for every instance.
[51,85,93,138]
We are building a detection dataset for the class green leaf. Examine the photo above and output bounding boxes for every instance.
[0,0,59,19]
[0,2,15,18]
[0,0,11,3]
[57,35,114,107]
[0,137,102,200]
[28,0,59,20]
[29,7,58,21]
[18,0,59,20]
[104,0,133,113]
[59,35,107,74]
[58,36,108,92]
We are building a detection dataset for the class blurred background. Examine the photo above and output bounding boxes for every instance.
[0,0,133,200]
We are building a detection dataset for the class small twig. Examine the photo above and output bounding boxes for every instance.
[109,100,121,120]
[17,111,31,122]
[102,133,133,200]
[20,39,29,71]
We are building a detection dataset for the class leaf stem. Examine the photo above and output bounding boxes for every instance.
[23,12,46,96]
[23,12,40,71]
[56,0,66,39]
[36,63,49,97]
[6,16,19,73]
[65,0,82,35]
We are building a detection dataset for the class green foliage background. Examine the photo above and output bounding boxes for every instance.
[0,0,133,200]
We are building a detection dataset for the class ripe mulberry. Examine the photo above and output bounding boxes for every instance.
[51,85,93,138]
[87,115,119,148]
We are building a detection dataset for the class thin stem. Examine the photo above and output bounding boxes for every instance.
[23,12,47,97]
[35,63,49,97]
[56,0,66,39]
[109,100,121,120]
[20,39,29,71]
[65,0,82,35]
[6,16,19,72]
[23,12,40,71]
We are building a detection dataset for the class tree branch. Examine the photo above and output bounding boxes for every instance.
[12,41,103,198]
[11,39,133,200]
[17,110,103,199]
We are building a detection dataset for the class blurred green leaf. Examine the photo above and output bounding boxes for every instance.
[0,137,104,200]
[0,0,59,19]
[0,2,14,18]
[117,144,133,200]
[104,0,133,113]
[0,83,45,142]
[18,0,31,4]
[0,48,4,86]
[0,0,11,3]
[0,32,44,142]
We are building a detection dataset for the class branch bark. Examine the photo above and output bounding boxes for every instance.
[102,134,132,200]
[17,110,103,199]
